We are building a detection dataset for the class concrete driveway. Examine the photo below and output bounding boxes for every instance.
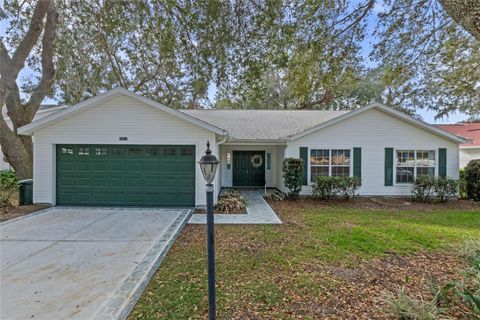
[0,207,192,320]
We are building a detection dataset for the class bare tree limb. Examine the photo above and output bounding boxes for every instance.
[332,0,375,40]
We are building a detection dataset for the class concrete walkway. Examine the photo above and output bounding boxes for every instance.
[189,191,282,224]
[0,207,192,320]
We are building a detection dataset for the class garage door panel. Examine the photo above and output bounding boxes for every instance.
[127,162,143,172]
[92,178,108,187]
[56,145,195,207]
[93,163,109,172]
[59,177,75,187]
[77,163,92,172]
[111,162,126,172]
[58,162,75,171]
[110,177,125,187]
[58,190,75,202]
[144,178,161,188]
[76,178,91,187]
[76,192,92,202]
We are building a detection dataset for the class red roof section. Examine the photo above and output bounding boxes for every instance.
[436,123,480,147]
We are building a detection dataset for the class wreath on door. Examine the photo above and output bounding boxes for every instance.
[250,154,263,168]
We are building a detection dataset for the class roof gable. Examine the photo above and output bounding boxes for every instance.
[436,123,480,147]
[18,88,226,136]
[289,102,467,144]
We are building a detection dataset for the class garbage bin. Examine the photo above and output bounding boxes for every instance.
[18,179,33,206]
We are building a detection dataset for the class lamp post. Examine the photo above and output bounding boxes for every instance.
[198,141,219,320]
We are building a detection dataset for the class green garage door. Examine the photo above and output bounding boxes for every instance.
[56,145,195,207]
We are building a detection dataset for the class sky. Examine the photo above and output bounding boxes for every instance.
[0,8,469,125]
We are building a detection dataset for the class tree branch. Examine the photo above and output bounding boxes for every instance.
[25,0,57,116]
[332,0,375,40]
[7,0,50,79]
[298,88,335,109]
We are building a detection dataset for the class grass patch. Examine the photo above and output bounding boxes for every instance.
[129,200,480,319]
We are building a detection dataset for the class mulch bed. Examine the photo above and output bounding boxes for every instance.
[0,204,50,222]
[270,196,480,212]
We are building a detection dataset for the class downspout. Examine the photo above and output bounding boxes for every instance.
[217,132,228,145]
[214,132,228,200]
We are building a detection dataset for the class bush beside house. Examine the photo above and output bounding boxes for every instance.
[0,169,17,207]
[464,160,480,201]
[411,176,458,203]
[282,158,303,199]
[312,176,361,200]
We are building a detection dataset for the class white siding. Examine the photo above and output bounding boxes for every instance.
[286,108,460,196]
[459,148,480,168]
[33,95,216,206]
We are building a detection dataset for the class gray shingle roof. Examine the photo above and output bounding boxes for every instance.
[182,110,348,140]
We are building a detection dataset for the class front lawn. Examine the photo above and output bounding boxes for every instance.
[130,199,480,319]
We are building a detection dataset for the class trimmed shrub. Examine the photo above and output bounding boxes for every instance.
[465,160,480,201]
[312,176,361,200]
[411,176,460,202]
[411,175,436,202]
[312,176,339,200]
[216,190,246,214]
[282,158,303,199]
[264,189,286,201]
[0,169,17,207]
[434,177,458,203]
[338,176,361,200]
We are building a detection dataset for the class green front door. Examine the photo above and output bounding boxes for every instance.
[56,145,195,207]
[232,151,265,187]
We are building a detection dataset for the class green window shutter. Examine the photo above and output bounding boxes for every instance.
[438,148,447,177]
[299,147,308,185]
[385,148,394,186]
[353,147,361,180]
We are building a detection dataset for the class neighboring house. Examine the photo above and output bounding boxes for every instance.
[18,88,466,207]
[436,123,480,168]
[1,104,68,170]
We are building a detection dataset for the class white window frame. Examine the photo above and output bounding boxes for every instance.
[309,148,352,183]
[395,149,436,184]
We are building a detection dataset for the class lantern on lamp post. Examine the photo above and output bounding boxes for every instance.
[198,141,219,320]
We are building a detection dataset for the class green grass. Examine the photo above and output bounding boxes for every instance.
[129,203,480,319]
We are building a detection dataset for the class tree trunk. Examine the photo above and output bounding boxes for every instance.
[438,0,480,41]
[0,111,33,179]
[0,0,56,179]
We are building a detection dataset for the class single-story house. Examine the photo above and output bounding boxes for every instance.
[436,123,480,168]
[18,87,466,207]
[1,104,68,170]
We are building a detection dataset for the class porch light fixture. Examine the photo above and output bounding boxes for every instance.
[198,140,219,320]
[199,141,219,185]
